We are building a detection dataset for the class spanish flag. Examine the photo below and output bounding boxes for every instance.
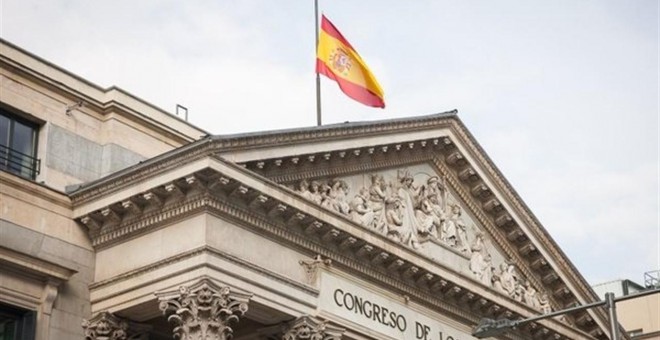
[316,15,385,108]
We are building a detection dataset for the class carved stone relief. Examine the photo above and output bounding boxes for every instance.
[292,166,551,312]
[299,255,332,286]
[156,279,252,340]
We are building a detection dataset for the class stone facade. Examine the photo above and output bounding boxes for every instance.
[0,38,619,340]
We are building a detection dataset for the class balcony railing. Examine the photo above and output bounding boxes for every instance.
[0,144,40,180]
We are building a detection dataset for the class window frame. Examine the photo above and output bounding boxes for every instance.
[0,106,40,180]
[0,303,36,340]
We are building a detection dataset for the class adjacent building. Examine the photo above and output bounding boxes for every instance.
[593,273,660,340]
[1,38,620,340]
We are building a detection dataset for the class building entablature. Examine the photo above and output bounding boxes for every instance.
[70,113,609,339]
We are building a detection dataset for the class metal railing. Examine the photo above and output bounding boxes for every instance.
[644,270,660,288]
[0,144,40,180]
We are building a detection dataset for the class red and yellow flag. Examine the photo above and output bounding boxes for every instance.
[316,15,385,108]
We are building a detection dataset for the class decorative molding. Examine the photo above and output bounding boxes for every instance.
[266,145,434,184]
[156,279,252,340]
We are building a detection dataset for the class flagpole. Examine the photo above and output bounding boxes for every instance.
[314,0,322,126]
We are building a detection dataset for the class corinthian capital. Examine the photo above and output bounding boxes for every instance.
[282,315,344,340]
[82,312,128,340]
[156,279,251,340]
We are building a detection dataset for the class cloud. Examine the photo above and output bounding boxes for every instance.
[1,0,657,285]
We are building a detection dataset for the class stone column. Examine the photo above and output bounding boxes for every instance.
[156,279,252,340]
[82,312,129,340]
[282,315,344,340]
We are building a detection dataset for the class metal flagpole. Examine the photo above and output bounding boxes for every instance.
[314,0,322,126]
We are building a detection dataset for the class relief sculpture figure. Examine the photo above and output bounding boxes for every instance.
[523,280,540,309]
[498,263,520,299]
[385,197,418,248]
[538,293,552,313]
[298,179,312,200]
[369,174,388,233]
[395,170,423,248]
[426,176,448,211]
[308,180,323,205]
[349,187,375,227]
[414,194,439,241]
[329,179,351,215]
[469,234,493,286]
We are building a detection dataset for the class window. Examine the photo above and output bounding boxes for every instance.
[0,108,39,179]
[0,303,35,340]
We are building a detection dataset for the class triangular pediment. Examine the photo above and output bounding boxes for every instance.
[218,114,609,338]
[70,112,610,339]
[246,158,551,312]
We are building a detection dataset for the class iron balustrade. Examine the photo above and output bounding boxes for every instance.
[0,144,40,179]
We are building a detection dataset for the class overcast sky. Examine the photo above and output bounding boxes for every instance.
[1,0,658,286]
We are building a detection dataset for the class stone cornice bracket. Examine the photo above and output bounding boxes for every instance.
[282,315,345,340]
[156,279,252,340]
[82,311,129,340]
[299,255,332,286]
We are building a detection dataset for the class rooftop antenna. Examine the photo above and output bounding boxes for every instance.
[176,104,188,121]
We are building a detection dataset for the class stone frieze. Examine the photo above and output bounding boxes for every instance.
[291,165,551,313]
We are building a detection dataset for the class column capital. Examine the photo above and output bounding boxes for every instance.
[82,312,128,340]
[156,279,252,340]
[282,315,344,340]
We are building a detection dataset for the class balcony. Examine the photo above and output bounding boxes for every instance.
[0,144,40,180]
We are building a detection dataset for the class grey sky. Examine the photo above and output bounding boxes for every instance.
[1,0,658,286]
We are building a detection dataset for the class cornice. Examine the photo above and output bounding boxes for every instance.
[209,111,458,151]
[447,118,610,334]
[69,139,214,205]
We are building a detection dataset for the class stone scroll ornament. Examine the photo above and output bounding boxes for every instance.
[293,168,552,313]
[156,280,252,340]
[82,312,129,340]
